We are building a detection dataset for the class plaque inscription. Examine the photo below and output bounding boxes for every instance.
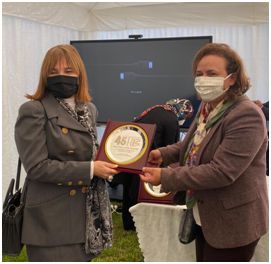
[96,120,156,174]
[105,125,148,165]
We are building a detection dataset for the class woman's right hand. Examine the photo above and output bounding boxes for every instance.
[93,160,118,180]
[147,149,163,167]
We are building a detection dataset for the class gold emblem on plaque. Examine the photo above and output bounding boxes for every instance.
[105,124,148,165]
[144,182,171,198]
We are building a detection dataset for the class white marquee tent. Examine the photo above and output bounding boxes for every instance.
[2,2,269,200]
[3,2,268,31]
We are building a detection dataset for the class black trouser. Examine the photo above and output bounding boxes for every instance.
[110,172,140,230]
[195,225,259,262]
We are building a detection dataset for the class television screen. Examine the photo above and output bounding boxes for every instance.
[71,36,212,127]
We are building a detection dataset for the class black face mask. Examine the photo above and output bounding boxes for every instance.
[46,75,78,98]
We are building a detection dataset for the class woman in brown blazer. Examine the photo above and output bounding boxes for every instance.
[140,43,268,261]
[15,45,119,261]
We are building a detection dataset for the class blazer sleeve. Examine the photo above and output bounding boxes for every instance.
[160,101,268,192]
[159,141,183,166]
[15,101,92,186]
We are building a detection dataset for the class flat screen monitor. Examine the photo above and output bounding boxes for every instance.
[71,36,212,127]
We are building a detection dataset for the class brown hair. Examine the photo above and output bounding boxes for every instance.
[26,44,91,102]
[192,43,250,99]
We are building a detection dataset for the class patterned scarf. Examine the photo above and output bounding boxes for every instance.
[184,100,234,209]
[57,99,113,256]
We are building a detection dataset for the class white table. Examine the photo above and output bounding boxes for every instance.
[129,202,268,262]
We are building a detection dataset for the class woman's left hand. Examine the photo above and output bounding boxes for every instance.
[140,167,162,186]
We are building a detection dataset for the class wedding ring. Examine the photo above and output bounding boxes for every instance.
[107,175,113,182]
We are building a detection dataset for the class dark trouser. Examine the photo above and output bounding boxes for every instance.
[195,225,259,262]
[110,172,140,230]
[121,173,140,230]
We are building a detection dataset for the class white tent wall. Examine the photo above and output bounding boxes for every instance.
[2,3,269,198]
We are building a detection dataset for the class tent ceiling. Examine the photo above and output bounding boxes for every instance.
[73,2,165,10]
[3,2,268,32]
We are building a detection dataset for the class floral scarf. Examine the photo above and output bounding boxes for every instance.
[57,98,113,256]
[184,100,234,209]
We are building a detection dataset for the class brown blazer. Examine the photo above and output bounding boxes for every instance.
[15,93,97,246]
[159,95,268,248]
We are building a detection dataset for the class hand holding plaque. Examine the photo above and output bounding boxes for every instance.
[138,162,178,204]
[96,120,156,174]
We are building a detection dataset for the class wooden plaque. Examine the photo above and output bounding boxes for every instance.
[137,162,180,204]
[138,180,175,204]
[96,120,156,174]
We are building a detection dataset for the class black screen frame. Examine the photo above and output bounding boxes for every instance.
[71,36,212,127]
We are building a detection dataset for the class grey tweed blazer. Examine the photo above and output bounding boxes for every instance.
[15,93,97,246]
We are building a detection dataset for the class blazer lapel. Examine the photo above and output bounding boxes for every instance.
[195,118,222,163]
[178,119,198,165]
[195,96,248,163]
[41,93,89,133]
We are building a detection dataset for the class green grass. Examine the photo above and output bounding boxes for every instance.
[2,247,28,262]
[93,213,143,262]
[3,207,143,262]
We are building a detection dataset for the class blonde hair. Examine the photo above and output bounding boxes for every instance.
[192,43,250,100]
[26,44,91,102]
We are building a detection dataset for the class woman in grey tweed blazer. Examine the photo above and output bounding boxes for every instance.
[15,45,118,261]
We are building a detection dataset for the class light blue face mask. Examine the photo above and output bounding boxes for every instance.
[194,74,232,102]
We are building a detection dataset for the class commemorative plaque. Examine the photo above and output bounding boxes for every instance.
[137,162,180,204]
[138,180,175,204]
[96,120,156,174]
[144,183,171,198]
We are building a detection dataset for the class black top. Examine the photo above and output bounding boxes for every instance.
[262,101,269,121]
[135,107,179,149]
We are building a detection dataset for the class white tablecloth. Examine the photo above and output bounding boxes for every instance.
[129,202,268,262]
